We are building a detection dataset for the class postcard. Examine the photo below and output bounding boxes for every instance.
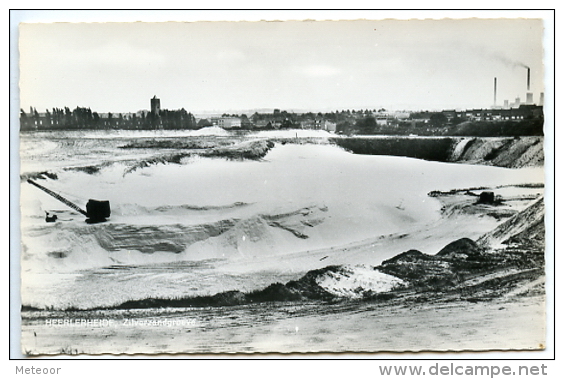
[17,15,548,355]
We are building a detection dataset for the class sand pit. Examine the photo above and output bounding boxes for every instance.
[19,130,546,354]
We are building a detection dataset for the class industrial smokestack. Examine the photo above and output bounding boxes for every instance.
[527,67,530,91]
[494,77,497,107]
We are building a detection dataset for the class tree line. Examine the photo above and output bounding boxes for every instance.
[20,106,197,131]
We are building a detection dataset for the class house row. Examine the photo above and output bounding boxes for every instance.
[443,105,543,122]
[208,116,337,132]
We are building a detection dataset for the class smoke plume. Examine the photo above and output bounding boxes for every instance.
[489,51,528,69]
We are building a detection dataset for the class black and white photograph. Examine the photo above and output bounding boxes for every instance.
[14,10,553,357]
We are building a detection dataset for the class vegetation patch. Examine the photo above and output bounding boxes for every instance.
[20,171,58,181]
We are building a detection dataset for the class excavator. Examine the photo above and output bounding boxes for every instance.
[27,179,110,224]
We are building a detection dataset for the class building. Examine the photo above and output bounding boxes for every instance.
[513,96,521,109]
[211,117,242,129]
[302,118,323,129]
[253,119,272,129]
[150,95,161,114]
[440,104,543,122]
[323,120,337,132]
[375,116,388,126]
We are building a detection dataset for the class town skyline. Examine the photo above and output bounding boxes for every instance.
[20,93,544,139]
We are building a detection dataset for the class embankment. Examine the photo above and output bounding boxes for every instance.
[330,136,544,168]
[75,194,544,312]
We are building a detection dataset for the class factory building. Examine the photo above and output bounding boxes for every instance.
[495,66,544,109]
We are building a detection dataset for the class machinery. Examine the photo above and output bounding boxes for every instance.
[27,179,110,223]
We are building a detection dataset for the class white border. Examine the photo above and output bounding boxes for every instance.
[7,8,557,371]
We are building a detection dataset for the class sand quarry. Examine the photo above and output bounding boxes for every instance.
[19,129,546,355]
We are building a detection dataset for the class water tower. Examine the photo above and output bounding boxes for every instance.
[151,95,161,114]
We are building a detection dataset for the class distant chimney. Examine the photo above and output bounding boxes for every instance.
[540,92,544,106]
[527,67,531,91]
[526,92,533,105]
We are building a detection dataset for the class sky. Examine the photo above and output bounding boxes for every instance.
[16,10,549,114]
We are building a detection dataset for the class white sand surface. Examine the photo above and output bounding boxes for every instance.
[19,135,544,309]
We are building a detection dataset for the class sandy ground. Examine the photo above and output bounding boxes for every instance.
[18,132,546,355]
[21,292,544,355]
